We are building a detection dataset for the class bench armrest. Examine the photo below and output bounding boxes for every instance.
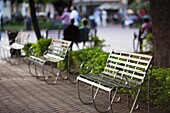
[28,46,35,56]
[43,50,48,56]
[80,61,93,74]
[120,76,140,88]
[121,75,129,86]
[113,70,130,87]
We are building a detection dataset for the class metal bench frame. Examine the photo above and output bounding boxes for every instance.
[45,29,63,39]
[0,32,30,65]
[76,49,153,113]
[28,38,71,85]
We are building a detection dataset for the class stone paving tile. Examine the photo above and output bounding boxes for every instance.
[0,60,165,113]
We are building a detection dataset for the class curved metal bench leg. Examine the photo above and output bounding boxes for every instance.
[34,62,45,81]
[43,62,58,85]
[92,87,112,113]
[9,49,21,65]
[0,48,4,60]
[0,46,6,60]
[67,51,78,84]
[92,87,119,113]
[133,36,140,52]
[28,60,37,77]
[4,48,11,63]
[76,80,93,105]
[127,87,141,113]
[0,48,5,60]
[55,68,61,82]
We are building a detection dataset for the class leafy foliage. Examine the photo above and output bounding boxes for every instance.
[58,47,109,74]
[130,0,150,13]
[23,38,52,57]
[70,47,109,74]
[34,38,52,56]
[142,33,153,52]
[149,67,170,111]
[129,67,170,112]
[90,36,105,48]
[23,42,35,56]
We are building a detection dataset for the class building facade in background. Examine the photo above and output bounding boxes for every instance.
[73,0,128,23]
[73,0,128,16]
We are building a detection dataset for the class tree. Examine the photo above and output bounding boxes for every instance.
[29,0,42,40]
[28,0,72,40]
[149,0,170,67]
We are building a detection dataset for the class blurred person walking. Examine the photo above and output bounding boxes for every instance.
[0,9,2,41]
[93,8,101,27]
[61,8,70,29]
[101,9,107,27]
[70,6,79,26]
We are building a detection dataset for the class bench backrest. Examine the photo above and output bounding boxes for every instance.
[15,32,30,45]
[103,50,153,86]
[46,38,71,61]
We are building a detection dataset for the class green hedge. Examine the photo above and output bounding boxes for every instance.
[23,38,52,57]
[70,47,109,74]
[149,67,170,111]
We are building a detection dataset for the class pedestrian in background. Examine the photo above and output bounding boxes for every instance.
[138,18,152,52]
[0,9,2,41]
[70,6,79,26]
[61,7,70,29]
[93,8,101,27]
[101,9,107,27]
[63,19,80,50]
[79,18,90,48]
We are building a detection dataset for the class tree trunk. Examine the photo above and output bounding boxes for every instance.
[149,0,170,68]
[29,0,42,40]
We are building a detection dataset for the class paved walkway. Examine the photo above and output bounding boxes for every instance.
[0,60,165,113]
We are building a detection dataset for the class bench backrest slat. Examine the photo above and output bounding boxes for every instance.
[15,32,30,45]
[108,59,148,70]
[110,54,151,64]
[47,38,71,60]
[103,49,153,85]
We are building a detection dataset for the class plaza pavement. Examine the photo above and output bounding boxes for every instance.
[0,60,164,113]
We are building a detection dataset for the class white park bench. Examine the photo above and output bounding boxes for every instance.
[76,49,153,113]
